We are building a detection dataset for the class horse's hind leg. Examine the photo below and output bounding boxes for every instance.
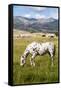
[51,55,53,67]
[50,52,54,67]
[30,53,37,66]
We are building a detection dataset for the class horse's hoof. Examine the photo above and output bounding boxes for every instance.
[20,64,24,66]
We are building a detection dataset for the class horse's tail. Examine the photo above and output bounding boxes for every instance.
[53,44,56,56]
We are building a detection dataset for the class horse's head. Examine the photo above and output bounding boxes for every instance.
[20,55,26,66]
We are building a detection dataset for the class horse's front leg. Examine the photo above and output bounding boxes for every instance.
[30,53,37,67]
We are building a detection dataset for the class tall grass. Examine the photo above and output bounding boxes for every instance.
[13,36,59,85]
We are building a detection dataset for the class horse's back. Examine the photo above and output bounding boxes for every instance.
[27,42,37,49]
[25,42,37,53]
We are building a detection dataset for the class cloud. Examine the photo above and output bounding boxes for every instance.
[30,7,46,12]
[48,13,58,19]
[24,14,31,18]
[52,13,58,19]
[47,8,58,19]
[35,14,46,19]
[23,13,46,19]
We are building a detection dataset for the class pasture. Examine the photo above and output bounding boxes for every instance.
[13,31,59,85]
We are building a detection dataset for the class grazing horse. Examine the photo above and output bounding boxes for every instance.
[20,42,55,67]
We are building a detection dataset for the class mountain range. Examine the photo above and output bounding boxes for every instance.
[13,16,58,33]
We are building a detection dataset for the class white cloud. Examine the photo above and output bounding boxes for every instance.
[35,14,46,19]
[23,13,46,19]
[24,14,31,18]
[30,7,46,12]
[48,13,58,19]
[52,13,58,19]
[48,9,58,19]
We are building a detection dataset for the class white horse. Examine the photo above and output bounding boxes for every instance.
[20,42,55,67]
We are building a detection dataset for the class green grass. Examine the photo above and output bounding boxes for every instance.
[13,36,59,85]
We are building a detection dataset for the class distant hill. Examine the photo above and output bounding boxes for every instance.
[13,16,58,33]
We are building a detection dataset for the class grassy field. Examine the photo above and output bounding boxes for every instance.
[13,33,59,85]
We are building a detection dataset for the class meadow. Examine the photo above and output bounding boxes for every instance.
[13,32,59,85]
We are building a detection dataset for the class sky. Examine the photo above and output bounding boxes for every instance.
[13,5,58,19]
